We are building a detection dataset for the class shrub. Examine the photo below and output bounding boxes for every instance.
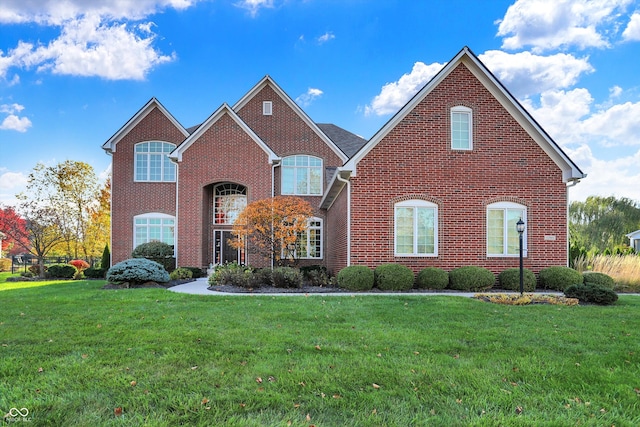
[169,267,193,281]
[416,267,449,289]
[538,266,583,291]
[84,267,106,279]
[20,271,34,278]
[0,258,11,272]
[73,271,85,280]
[249,268,273,288]
[582,271,614,289]
[301,265,332,287]
[132,241,175,272]
[564,283,618,305]
[28,265,46,276]
[181,267,206,278]
[208,263,252,288]
[101,244,111,270]
[449,266,495,291]
[47,264,78,279]
[69,259,90,271]
[374,264,414,291]
[106,258,170,286]
[498,268,536,292]
[337,265,374,291]
[272,267,303,288]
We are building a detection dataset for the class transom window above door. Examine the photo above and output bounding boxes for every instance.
[135,141,176,182]
[214,183,247,225]
[282,155,322,195]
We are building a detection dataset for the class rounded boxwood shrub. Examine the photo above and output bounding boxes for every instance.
[106,258,170,286]
[538,266,583,291]
[272,267,303,288]
[498,268,536,292]
[564,283,618,305]
[169,267,193,281]
[182,266,206,278]
[47,263,78,279]
[449,266,495,291]
[208,262,252,288]
[84,267,106,279]
[375,264,415,291]
[582,271,614,289]
[337,265,374,291]
[416,267,449,289]
[132,241,175,272]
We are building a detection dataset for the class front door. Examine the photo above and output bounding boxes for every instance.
[214,230,243,265]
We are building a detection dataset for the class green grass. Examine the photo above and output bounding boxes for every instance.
[1,279,639,426]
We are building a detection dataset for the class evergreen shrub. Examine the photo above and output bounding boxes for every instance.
[182,267,206,278]
[272,267,303,288]
[336,265,374,291]
[582,271,615,288]
[374,263,414,291]
[564,283,618,305]
[47,264,78,279]
[106,258,170,286]
[416,267,449,289]
[208,263,252,288]
[449,266,495,291]
[538,266,583,291]
[169,267,193,280]
[250,268,273,287]
[84,267,106,279]
[101,244,111,270]
[132,241,175,272]
[498,268,536,292]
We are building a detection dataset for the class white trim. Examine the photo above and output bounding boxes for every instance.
[486,202,527,257]
[263,101,273,115]
[394,199,438,257]
[450,106,473,150]
[133,213,176,251]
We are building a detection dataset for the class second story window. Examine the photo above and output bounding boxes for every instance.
[135,141,176,182]
[451,106,472,150]
[282,155,322,195]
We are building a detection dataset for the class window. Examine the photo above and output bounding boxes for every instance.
[134,213,175,248]
[394,200,437,256]
[451,106,472,150]
[282,155,322,195]
[487,202,526,256]
[263,101,272,115]
[135,142,176,182]
[214,183,247,225]
[295,218,323,259]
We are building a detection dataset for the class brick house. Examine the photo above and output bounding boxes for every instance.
[103,47,585,275]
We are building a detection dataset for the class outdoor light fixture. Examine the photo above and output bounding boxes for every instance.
[516,218,525,295]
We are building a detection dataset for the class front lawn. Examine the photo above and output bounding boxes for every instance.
[1,280,639,426]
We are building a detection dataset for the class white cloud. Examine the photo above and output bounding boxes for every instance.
[235,0,274,17]
[0,170,28,206]
[496,0,633,52]
[296,87,323,107]
[479,50,593,98]
[622,12,640,41]
[317,32,335,44]
[0,103,31,131]
[364,61,444,116]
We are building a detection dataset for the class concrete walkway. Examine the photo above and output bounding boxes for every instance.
[168,277,480,297]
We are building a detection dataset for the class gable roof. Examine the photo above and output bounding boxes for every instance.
[102,97,189,153]
[316,123,367,158]
[343,46,586,183]
[233,75,350,162]
[169,103,278,163]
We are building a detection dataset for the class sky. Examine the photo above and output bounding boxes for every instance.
[1,0,640,207]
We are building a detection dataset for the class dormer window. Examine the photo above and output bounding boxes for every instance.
[451,106,472,150]
[263,101,273,116]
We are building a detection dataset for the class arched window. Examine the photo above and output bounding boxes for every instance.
[135,141,176,182]
[487,202,527,256]
[134,213,175,249]
[214,183,247,225]
[451,106,473,150]
[394,200,438,256]
[282,155,322,195]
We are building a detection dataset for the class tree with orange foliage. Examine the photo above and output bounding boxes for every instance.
[231,196,313,266]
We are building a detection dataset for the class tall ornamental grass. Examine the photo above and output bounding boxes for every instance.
[574,254,640,292]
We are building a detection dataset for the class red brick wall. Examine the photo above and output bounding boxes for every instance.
[348,63,568,276]
[325,184,349,275]
[110,107,184,264]
[176,113,273,268]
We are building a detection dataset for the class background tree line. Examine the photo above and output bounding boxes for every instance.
[0,160,110,274]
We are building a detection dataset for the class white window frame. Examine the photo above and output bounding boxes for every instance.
[263,101,273,115]
[451,106,472,150]
[296,217,323,259]
[134,141,177,182]
[281,155,323,195]
[394,200,438,257]
[133,213,176,250]
[486,202,527,257]
[213,183,247,225]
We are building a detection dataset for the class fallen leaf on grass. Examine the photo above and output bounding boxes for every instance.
[256,377,263,383]
[306,413,311,421]
[315,345,321,351]
[114,407,123,416]
[515,406,523,414]
[372,383,380,389]
[130,381,137,387]
[191,366,198,370]
[201,398,209,405]
[332,394,341,399]
[38,367,44,373]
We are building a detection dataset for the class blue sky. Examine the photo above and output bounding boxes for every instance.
[1,0,640,206]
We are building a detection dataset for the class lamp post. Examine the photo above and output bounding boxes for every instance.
[516,218,525,295]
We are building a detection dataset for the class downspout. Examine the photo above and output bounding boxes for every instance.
[565,178,580,267]
[336,173,351,267]
[174,161,179,269]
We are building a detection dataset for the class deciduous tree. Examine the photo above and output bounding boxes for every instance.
[231,196,313,266]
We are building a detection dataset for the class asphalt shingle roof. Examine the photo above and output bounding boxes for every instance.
[316,123,368,158]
